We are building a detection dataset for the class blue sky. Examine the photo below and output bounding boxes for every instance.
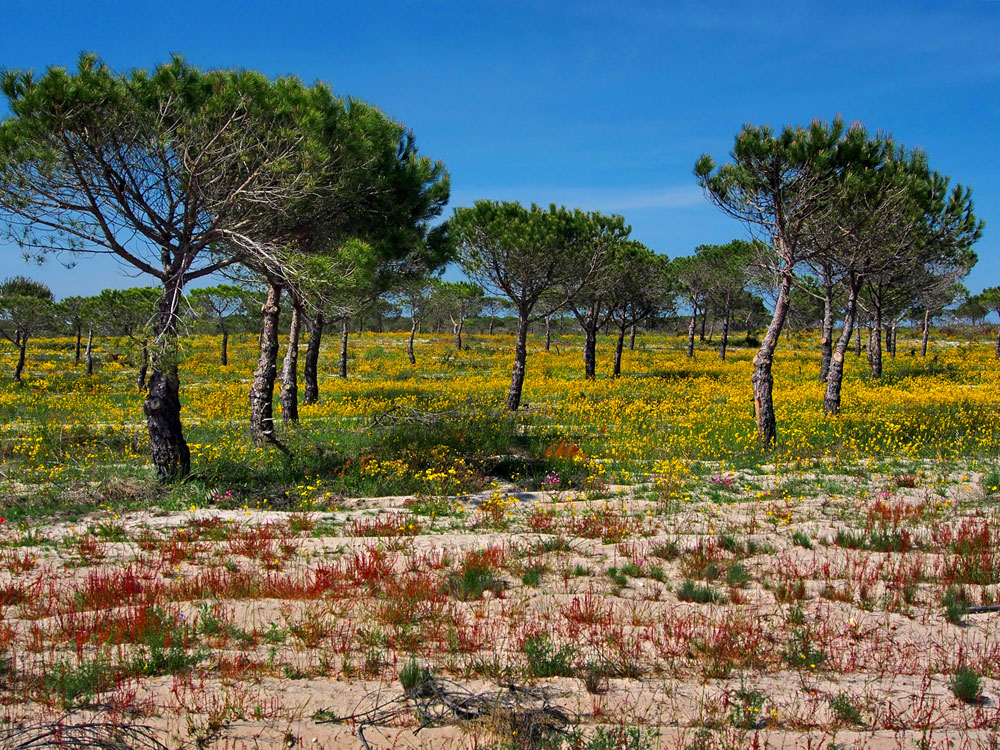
[1,0,997,299]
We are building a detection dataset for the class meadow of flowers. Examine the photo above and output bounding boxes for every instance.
[0,329,999,749]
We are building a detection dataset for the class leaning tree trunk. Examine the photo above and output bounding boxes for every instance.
[339,318,349,378]
[13,335,27,384]
[752,271,795,448]
[921,309,930,358]
[303,312,324,405]
[143,274,191,482]
[220,322,229,366]
[74,326,82,365]
[249,283,282,443]
[824,281,861,416]
[719,311,731,361]
[280,302,301,426]
[137,339,149,391]
[85,329,94,375]
[613,323,626,377]
[819,283,834,381]
[629,324,637,350]
[407,319,417,365]
[686,310,697,358]
[506,313,530,411]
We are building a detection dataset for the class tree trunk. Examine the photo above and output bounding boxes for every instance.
[719,312,730,361]
[489,314,495,335]
[855,323,863,356]
[824,280,861,416]
[137,340,149,390]
[629,324,637,350]
[408,320,417,364]
[921,309,930,358]
[870,303,883,378]
[85,328,94,375]
[339,318,349,378]
[220,323,229,366]
[699,309,707,342]
[303,312,323,405]
[74,326,82,365]
[545,315,552,352]
[506,313,530,411]
[249,283,281,443]
[280,302,301,425]
[686,311,697,358]
[889,321,897,359]
[819,279,834,381]
[13,335,27,383]
[707,318,715,343]
[143,274,191,482]
[752,271,795,447]
[583,325,597,379]
[613,323,626,377]
[454,317,463,350]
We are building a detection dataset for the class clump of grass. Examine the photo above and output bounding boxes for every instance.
[791,530,813,549]
[445,559,505,601]
[943,585,969,625]
[677,579,721,604]
[726,562,749,587]
[607,567,628,588]
[399,658,430,693]
[829,692,863,725]
[951,668,982,704]
[521,566,544,586]
[523,633,576,678]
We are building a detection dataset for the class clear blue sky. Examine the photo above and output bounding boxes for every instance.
[1,0,997,299]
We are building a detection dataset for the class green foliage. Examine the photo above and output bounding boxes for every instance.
[829,692,863,725]
[951,668,982,703]
[677,579,721,604]
[523,632,576,678]
[942,586,969,625]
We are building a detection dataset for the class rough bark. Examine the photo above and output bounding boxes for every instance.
[889,321,897,359]
[506,313,530,411]
[752,271,795,447]
[613,324,626,377]
[453,317,464,350]
[142,274,191,483]
[855,323,863,356]
[85,329,94,375]
[686,312,697,358]
[921,309,930,358]
[544,315,551,352]
[408,320,417,364]
[819,278,834,381]
[699,309,707,341]
[339,318,349,378]
[13,336,27,383]
[583,325,597,380]
[303,312,323,405]
[220,323,229,366]
[719,312,730,361]
[279,301,301,425]
[249,283,281,443]
[823,281,860,416]
[629,324,637,350]
[137,340,149,390]
[870,303,883,378]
